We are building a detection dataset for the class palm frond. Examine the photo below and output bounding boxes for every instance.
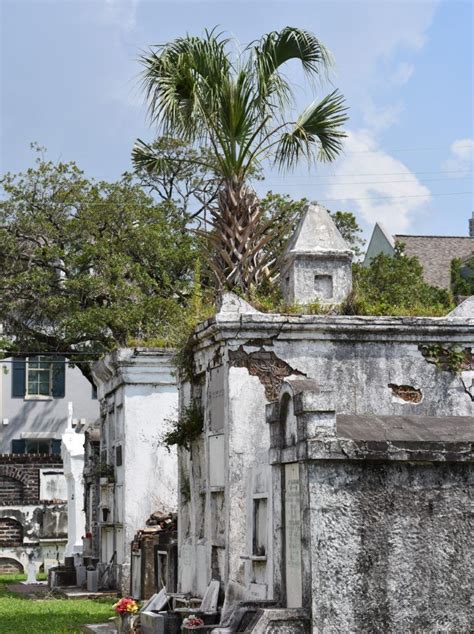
[140,31,231,142]
[132,139,171,175]
[253,27,333,106]
[275,90,348,169]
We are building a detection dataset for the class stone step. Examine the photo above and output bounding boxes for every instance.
[82,624,117,633]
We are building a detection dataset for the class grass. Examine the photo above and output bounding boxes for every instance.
[0,573,116,633]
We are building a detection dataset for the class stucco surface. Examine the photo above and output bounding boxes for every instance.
[308,461,473,633]
[92,349,178,593]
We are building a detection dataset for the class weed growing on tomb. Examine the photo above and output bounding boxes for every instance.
[343,245,454,317]
[95,462,115,483]
[451,256,474,297]
[162,402,204,451]
[419,344,471,374]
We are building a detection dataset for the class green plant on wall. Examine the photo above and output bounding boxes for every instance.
[162,401,204,451]
[96,462,115,483]
[419,344,471,374]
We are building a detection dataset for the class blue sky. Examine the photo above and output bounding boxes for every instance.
[1,0,473,239]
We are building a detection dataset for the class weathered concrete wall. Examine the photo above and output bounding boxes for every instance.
[0,503,67,573]
[93,348,178,594]
[178,298,474,616]
[308,461,473,632]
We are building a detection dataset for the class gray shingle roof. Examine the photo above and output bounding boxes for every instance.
[394,235,474,289]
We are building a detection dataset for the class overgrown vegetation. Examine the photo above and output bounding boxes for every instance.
[451,256,474,297]
[95,463,115,483]
[419,344,471,374]
[162,401,204,450]
[345,244,454,317]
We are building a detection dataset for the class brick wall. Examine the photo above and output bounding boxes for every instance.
[0,518,23,546]
[0,454,63,506]
[0,475,23,504]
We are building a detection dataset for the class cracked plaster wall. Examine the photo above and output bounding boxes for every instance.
[179,314,473,611]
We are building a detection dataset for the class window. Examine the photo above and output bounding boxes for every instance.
[27,356,52,397]
[11,438,61,455]
[26,439,53,454]
[12,356,65,399]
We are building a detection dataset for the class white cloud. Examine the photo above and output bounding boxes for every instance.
[102,0,139,30]
[362,99,403,133]
[324,130,431,234]
[442,138,474,175]
[390,62,414,86]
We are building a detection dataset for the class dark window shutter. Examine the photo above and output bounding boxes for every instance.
[12,439,26,454]
[51,357,66,398]
[12,359,26,398]
[51,439,62,455]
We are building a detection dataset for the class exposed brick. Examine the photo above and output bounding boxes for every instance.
[0,518,23,546]
[0,455,63,505]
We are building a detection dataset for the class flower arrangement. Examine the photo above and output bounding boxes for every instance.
[182,614,204,628]
[113,597,139,616]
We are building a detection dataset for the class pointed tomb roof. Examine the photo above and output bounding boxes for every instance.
[284,203,352,258]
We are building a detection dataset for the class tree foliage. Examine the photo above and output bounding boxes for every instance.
[0,147,197,380]
[133,27,348,293]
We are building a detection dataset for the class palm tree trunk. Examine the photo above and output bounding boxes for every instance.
[205,181,270,293]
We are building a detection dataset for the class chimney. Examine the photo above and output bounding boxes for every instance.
[470,213,474,238]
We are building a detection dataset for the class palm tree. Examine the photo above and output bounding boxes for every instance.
[133,27,348,294]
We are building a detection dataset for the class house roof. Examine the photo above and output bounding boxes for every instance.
[284,203,352,257]
[394,235,474,289]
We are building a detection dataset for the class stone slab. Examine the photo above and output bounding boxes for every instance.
[337,414,474,442]
[82,624,117,633]
[140,611,166,634]
[200,579,220,612]
[140,588,168,613]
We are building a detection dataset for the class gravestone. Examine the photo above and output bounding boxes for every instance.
[200,579,220,613]
[26,559,37,584]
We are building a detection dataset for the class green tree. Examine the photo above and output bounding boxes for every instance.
[0,148,197,381]
[348,243,454,316]
[451,257,474,297]
[133,27,348,294]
